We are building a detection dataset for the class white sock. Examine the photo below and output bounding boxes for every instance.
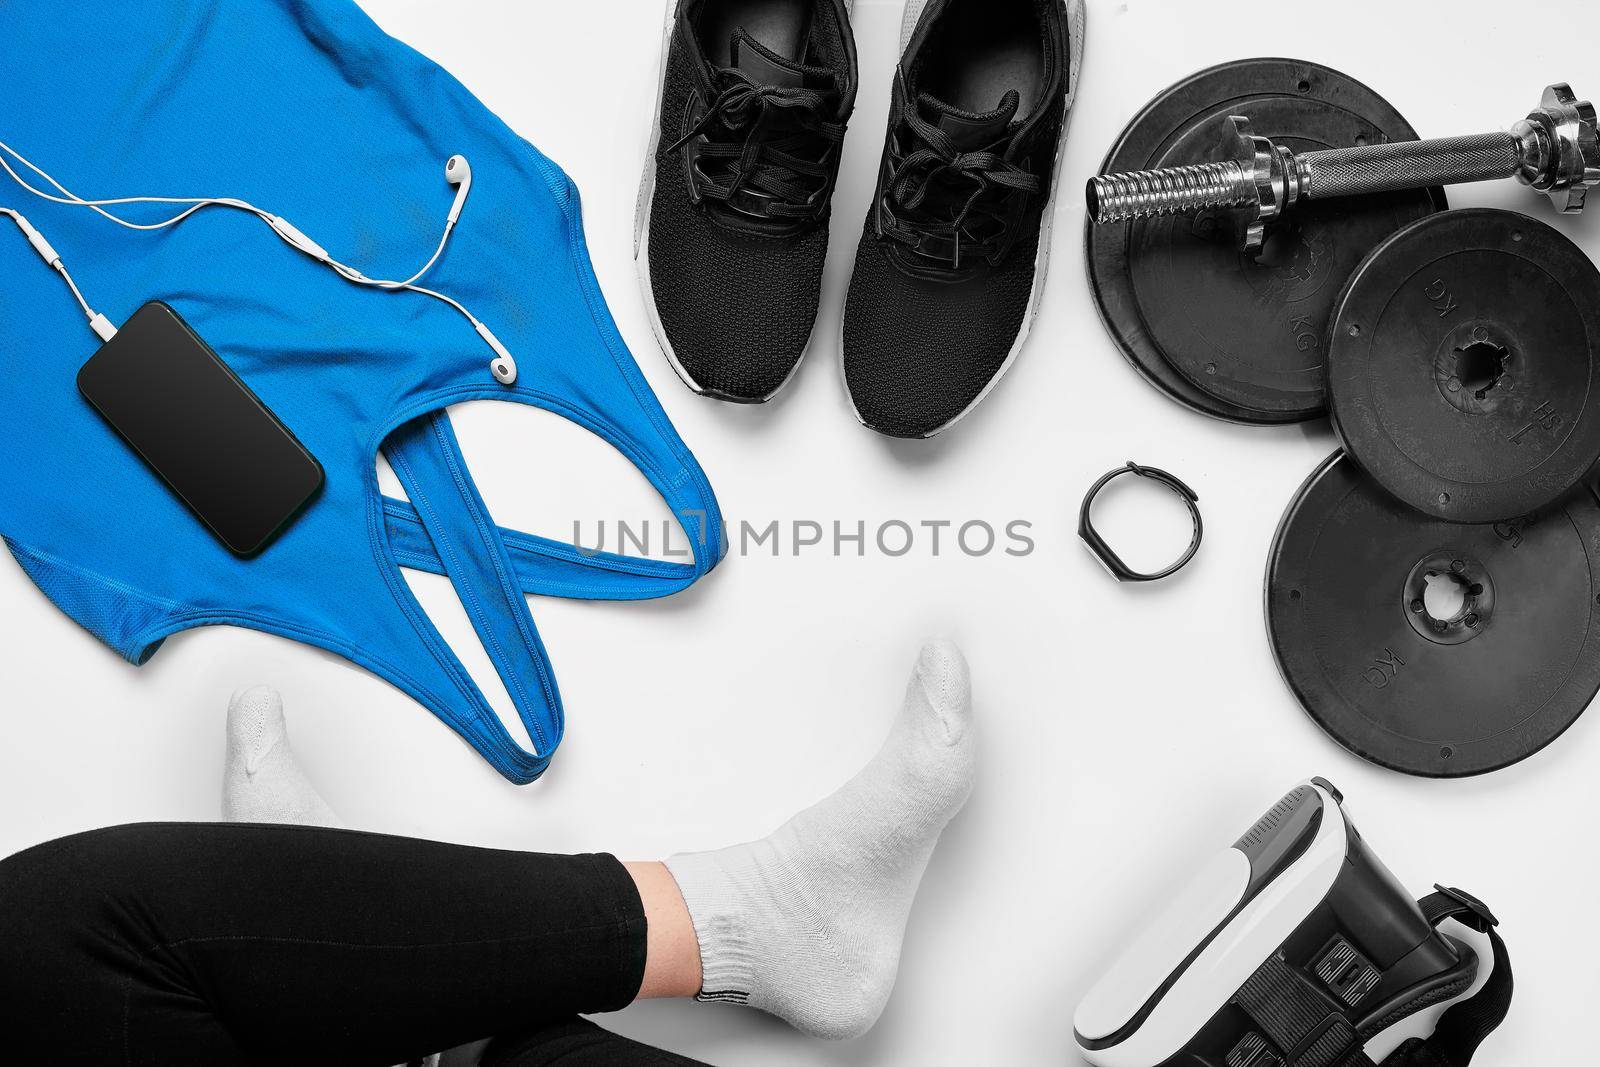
[221,685,340,828]
[664,638,976,1040]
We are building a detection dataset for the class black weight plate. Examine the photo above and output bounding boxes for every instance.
[1087,58,1446,424]
[1328,208,1600,524]
[1266,451,1600,777]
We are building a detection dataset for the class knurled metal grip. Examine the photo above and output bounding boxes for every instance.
[1297,132,1520,198]
[1087,83,1599,252]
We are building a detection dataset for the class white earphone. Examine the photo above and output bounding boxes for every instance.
[0,139,518,385]
[444,154,472,225]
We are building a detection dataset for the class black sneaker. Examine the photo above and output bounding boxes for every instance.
[636,0,858,403]
[841,0,1083,437]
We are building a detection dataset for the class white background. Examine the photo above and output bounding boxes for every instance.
[2,1,1596,1063]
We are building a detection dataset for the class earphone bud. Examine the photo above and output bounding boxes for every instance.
[444,154,472,225]
[477,321,518,385]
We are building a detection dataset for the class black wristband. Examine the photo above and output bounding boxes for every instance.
[1078,461,1203,582]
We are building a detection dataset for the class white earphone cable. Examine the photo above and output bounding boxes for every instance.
[0,138,514,380]
[3,205,117,341]
[0,139,454,287]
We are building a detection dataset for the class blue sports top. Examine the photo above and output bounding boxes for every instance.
[0,0,724,783]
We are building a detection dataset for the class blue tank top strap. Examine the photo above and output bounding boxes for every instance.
[381,408,565,775]
[382,497,713,602]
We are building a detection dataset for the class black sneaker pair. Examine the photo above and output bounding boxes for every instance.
[637,0,1084,438]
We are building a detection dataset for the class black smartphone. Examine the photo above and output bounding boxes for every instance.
[77,301,324,557]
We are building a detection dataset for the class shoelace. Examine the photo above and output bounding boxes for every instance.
[883,94,1041,269]
[669,70,844,221]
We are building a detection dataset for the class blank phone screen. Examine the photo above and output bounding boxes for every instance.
[76,302,323,556]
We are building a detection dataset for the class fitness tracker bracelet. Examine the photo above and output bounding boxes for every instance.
[1079,461,1203,583]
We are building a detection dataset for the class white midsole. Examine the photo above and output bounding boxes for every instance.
[634,0,709,397]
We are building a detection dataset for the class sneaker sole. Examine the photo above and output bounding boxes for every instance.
[841,0,1087,438]
[634,0,852,405]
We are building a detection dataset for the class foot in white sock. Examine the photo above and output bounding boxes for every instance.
[222,686,340,828]
[664,638,976,1040]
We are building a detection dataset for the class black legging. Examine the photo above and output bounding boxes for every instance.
[0,823,711,1066]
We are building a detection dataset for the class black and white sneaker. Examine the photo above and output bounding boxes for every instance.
[841,0,1083,437]
[636,0,858,403]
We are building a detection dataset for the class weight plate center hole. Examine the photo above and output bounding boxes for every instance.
[1422,571,1471,623]
[1435,322,1516,417]
[1404,553,1494,645]
[1455,339,1509,402]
